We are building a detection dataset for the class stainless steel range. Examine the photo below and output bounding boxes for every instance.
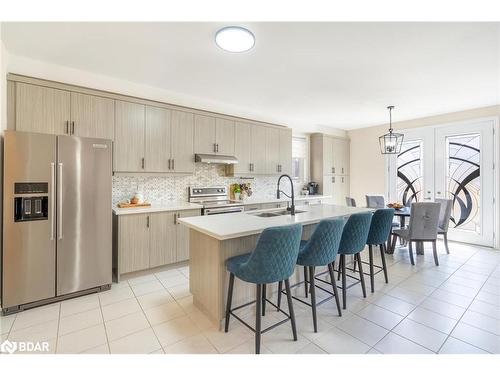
[188,186,244,215]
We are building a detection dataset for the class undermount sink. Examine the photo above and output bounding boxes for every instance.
[249,209,306,218]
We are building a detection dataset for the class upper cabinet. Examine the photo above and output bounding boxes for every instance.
[115,103,194,173]
[70,92,114,140]
[144,105,171,172]
[194,115,216,154]
[279,128,292,175]
[194,115,235,155]
[232,123,292,175]
[215,118,235,155]
[15,83,71,135]
[114,101,146,172]
[170,110,194,174]
[14,82,113,139]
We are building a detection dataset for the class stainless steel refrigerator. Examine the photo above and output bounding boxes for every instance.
[2,131,112,314]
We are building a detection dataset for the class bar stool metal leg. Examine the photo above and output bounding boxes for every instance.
[308,266,318,332]
[277,281,283,311]
[380,244,389,283]
[341,254,347,309]
[262,284,267,316]
[225,273,235,332]
[409,241,415,265]
[337,255,342,281]
[368,245,375,293]
[432,240,439,266]
[284,279,298,341]
[443,233,450,254]
[303,266,308,298]
[328,262,342,317]
[356,253,367,298]
[255,284,262,354]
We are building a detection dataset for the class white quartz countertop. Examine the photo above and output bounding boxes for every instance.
[238,195,331,206]
[113,202,203,215]
[178,204,371,240]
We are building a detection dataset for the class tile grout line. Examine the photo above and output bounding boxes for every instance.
[97,289,112,354]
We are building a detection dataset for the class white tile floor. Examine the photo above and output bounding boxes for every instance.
[1,241,499,354]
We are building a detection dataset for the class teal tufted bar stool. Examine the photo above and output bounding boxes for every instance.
[277,219,345,333]
[337,212,372,309]
[224,223,303,354]
[365,208,395,292]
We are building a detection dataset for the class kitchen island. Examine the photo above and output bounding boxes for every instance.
[178,204,371,327]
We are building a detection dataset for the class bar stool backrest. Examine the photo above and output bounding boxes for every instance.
[408,202,440,240]
[300,218,345,265]
[435,198,453,232]
[237,224,303,284]
[338,212,372,255]
[367,208,395,245]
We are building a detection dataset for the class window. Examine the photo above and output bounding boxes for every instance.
[292,136,307,182]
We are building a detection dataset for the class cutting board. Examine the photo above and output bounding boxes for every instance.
[117,202,151,208]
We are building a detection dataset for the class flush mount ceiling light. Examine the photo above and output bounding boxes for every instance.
[215,26,255,52]
[379,106,404,154]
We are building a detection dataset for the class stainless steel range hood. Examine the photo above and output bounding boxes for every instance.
[195,153,238,164]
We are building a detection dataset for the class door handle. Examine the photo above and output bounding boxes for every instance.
[57,162,63,240]
[50,162,55,240]
[216,144,219,153]
[147,215,150,228]
[141,157,145,169]
[168,159,171,170]
[177,212,181,225]
[172,159,175,170]
[71,121,75,135]
[65,121,69,134]
[213,143,217,153]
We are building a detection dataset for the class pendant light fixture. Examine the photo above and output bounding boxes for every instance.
[379,105,404,154]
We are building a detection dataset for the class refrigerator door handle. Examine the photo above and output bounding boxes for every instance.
[50,162,55,240]
[57,162,63,240]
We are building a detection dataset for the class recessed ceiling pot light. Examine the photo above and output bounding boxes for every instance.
[215,26,255,53]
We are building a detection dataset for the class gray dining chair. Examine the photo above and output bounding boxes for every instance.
[345,197,356,207]
[390,202,441,266]
[365,195,385,208]
[436,198,453,254]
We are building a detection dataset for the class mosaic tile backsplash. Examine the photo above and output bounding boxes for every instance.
[112,163,303,205]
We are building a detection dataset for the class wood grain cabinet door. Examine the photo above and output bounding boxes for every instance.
[15,82,70,135]
[265,127,280,174]
[176,209,201,262]
[194,114,216,154]
[70,92,114,139]
[279,128,292,175]
[114,100,145,172]
[234,121,252,174]
[171,111,195,173]
[215,118,235,155]
[118,214,150,274]
[149,212,177,268]
[145,106,171,172]
[250,125,267,174]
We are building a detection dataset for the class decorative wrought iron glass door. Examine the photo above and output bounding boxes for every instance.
[435,120,495,246]
[389,118,496,247]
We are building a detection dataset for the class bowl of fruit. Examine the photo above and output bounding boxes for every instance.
[387,202,405,210]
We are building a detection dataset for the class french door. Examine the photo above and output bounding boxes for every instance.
[388,118,496,247]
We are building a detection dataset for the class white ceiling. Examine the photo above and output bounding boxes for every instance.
[2,22,499,131]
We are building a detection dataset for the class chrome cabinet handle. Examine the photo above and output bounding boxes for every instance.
[141,157,145,169]
[177,212,181,225]
[57,163,63,240]
[174,213,177,224]
[216,144,219,153]
[65,121,69,134]
[213,143,217,153]
[168,159,171,170]
[333,167,336,174]
[342,167,344,174]
[172,159,175,170]
[50,162,55,240]
[147,215,150,228]
[71,121,75,135]
[332,176,335,183]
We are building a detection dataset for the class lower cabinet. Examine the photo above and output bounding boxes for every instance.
[114,209,201,276]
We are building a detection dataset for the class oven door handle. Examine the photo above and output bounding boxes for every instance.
[204,206,244,215]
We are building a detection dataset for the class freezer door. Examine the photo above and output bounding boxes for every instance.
[56,136,112,295]
[2,131,57,308]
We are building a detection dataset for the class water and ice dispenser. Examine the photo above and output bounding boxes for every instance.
[13,182,49,222]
